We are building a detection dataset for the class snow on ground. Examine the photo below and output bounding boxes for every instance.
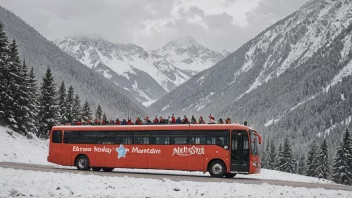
[0,126,333,184]
[1,167,350,198]
[0,126,51,165]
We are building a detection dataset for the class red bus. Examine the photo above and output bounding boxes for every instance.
[48,124,262,178]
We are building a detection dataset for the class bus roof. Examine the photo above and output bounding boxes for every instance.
[52,124,255,132]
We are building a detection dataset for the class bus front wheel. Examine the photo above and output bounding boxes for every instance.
[208,160,226,178]
[76,155,90,171]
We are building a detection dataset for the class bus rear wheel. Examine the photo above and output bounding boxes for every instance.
[225,173,236,178]
[76,155,90,171]
[208,160,226,178]
[102,168,114,172]
[92,167,102,171]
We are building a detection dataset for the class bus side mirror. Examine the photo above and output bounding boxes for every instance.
[256,134,262,144]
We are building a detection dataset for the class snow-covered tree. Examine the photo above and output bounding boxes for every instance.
[278,138,295,173]
[307,141,318,177]
[275,143,282,170]
[102,112,107,122]
[0,21,9,122]
[261,139,270,169]
[332,129,352,185]
[298,154,306,175]
[268,139,276,170]
[65,86,74,123]
[15,59,31,135]
[317,139,330,179]
[27,67,39,133]
[57,81,66,124]
[82,101,92,122]
[4,39,22,130]
[95,105,103,121]
[38,68,58,137]
[72,94,81,122]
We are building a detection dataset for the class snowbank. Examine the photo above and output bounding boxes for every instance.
[0,168,350,198]
[0,126,332,184]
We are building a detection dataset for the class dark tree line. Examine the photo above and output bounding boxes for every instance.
[0,22,106,137]
[261,128,352,185]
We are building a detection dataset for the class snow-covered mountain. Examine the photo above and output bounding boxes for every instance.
[54,36,224,106]
[150,0,352,151]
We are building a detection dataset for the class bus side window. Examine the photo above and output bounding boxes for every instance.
[52,130,62,143]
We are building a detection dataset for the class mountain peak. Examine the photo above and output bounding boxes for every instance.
[164,36,203,49]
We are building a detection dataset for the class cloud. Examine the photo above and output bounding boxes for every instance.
[0,0,310,52]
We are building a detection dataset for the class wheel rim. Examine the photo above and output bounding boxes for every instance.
[78,158,87,169]
[212,163,223,175]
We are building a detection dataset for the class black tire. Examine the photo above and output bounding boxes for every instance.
[224,173,236,178]
[208,160,226,178]
[92,167,102,171]
[102,168,114,172]
[76,155,90,170]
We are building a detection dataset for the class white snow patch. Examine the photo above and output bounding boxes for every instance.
[290,94,318,112]
[320,115,352,138]
[325,59,352,92]
[264,118,281,127]
[341,93,345,101]
[161,104,170,112]
[142,100,157,107]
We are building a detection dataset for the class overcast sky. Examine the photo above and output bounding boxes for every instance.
[0,0,309,51]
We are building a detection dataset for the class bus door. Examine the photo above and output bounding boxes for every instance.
[230,130,249,173]
[49,130,63,164]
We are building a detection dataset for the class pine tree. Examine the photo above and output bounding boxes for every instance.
[102,112,107,121]
[15,59,31,135]
[307,141,318,177]
[57,81,66,124]
[0,22,9,121]
[317,139,330,179]
[72,94,81,122]
[298,154,306,175]
[332,129,352,185]
[279,138,295,173]
[82,101,92,122]
[268,139,276,170]
[275,143,282,170]
[4,39,22,130]
[27,67,39,133]
[38,68,58,137]
[95,105,103,121]
[261,139,270,169]
[65,86,74,123]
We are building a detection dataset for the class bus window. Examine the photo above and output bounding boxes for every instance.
[63,131,97,144]
[96,131,116,144]
[188,131,207,144]
[171,131,188,144]
[250,132,259,155]
[150,131,170,144]
[52,130,62,143]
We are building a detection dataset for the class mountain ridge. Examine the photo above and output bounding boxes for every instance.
[54,36,225,106]
[0,6,146,118]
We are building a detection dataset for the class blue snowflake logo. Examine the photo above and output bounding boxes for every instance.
[116,144,127,159]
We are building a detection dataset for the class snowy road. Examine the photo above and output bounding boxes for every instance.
[1,162,352,192]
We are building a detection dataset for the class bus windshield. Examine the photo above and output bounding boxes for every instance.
[250,131,259,155]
